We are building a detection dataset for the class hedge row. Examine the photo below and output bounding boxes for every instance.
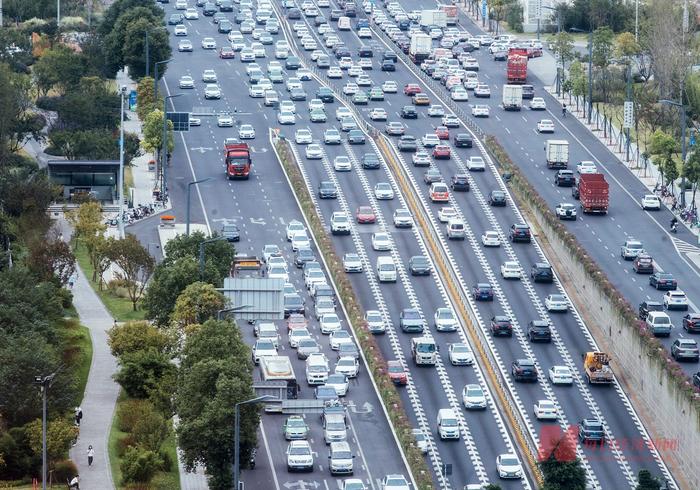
[274,139,435,490]
[484,135,700,403]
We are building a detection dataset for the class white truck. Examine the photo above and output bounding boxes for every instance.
[420,9,447,28]
[545,139,570,169]
[409,33,432,63]
[502,85,523,111]
[411,336,438,365]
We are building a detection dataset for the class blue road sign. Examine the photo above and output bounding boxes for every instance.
[128,90,137,110]
[481,0,487,19]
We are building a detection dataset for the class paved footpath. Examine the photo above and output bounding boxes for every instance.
[67,240,119,489]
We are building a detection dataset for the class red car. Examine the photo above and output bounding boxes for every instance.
[387,360,408,385]
[432,145,451,159]
[683,313,700,333]
[429,183,449,202]
[435,126,449,140]
[219,47,235,59]
[403,83,421,96]
[287,313,308,332]
[356,205,376,224]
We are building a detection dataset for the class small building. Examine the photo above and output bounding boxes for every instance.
[47,159,120,203]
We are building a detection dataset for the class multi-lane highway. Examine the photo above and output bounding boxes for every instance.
[155,0,683,487]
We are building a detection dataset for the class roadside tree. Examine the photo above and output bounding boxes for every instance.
[109,234,155,310]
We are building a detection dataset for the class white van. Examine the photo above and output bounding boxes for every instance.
[376,256,397,282]
[329,441,354,475]
[254,322,279,347]
[323,413,347,444]
[305,353,329,385]
[338,16,351,31]
[437,408,460,440]
[446,219,465,240]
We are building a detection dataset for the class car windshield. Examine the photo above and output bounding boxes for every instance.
[501,457,519,466]
[466,387,482,396]
[653,316,670,324]
[367,313,382,322]
[404,310,420,319]
[289,446,309,455]
[437,310,453,319]
[452,345,469,353]
[288,418,305,428]
[416,343,435,353]
[550,295,566,301]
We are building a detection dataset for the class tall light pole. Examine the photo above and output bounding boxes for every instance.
[145,30,150,78]
[660,98,688,208]
[118,86,127,238]
[186,177,212,235]
[35,372,59,490]
[542,6,561,95]
[234,396,274,490]
[153,58,173,101]
[57,0,60,26]
[161,94,182,204]
[217,305,253,321]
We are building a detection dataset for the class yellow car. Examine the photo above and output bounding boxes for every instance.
[412,93,430,106]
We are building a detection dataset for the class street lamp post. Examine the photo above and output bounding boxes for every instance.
[153,58,173,101]
[187,177,212,235]
[35,372,58,490]
[217,305,253,320]
[659,98,688,208]
[199,236,228,280]
[162,94,182,205]
[234,396,274,490]
[541,6,561,95]
[118,85,127,238]
[145,30,150,78]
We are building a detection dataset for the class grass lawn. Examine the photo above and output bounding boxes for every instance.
[59,318,93,404]
[109,393,182,490]
[73,243,145,322]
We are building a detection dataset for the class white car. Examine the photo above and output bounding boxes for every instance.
[189,116,201,126]
[325,373,349,396]
[295,129,313,144]
[348,65,363,77]
[555,202,577,220]
[184,7,199,19]
[248,85,265,98]
[364,310,386,334]
[474,84,491,97]
[201,37,216,49]
[434,307,458,332]
[357,75,372,86]
[381,475,410,490]
[252,339,277,364]
[371,232,392,251]
[240,48,255,61]
[448,343,474,365]
[174,24,188,36]
[179,75,194,89]
[238,124,255,139]
[421,134,440,147]
[545,294,568,312]
[286,440,314,472]
[329,330,353,350]
[202,69,217,82]
[462,384,487,409]
[548,365,574,385]
[268,265,289,281]
[320,313,342,334]
[451,88,469,101]
[374,183,394,200]
[500,261,521,279]
[576,160,598,174]
[467,156,486,171]
[534,400,558,420]
[278,111,296,125]
[530,97,546,110]
[664,290,689,310]
[262,244,281,262]
[537,119,555,133]
[305,144,323,159]
[382,80,398,93]
[471,105,490,117]
[342,253,362,273]
[336,107,352,120]
[412,151,431,166]
[428,104,445,117]
[358,27,372,38]
[328,67,343,79]
[217,114,234,127]
[204,84,221,99]
[641,194,661,210]
[343,83,359,95]
[393,208,413,228]
[442,114,460,127]
[335,356,359,378]
[370,108,388,120]
[496,453,523,479]
[289,328,312,348]
[178,39,193,52]
[291,231,311,251]
[358,58,372,69]
[333,156,352,171]
[481,231,501,247]
[175,0,187,9]
[438,206,457,223]
[268,256,288,271]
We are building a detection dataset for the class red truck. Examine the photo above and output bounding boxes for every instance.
[573,174,609,214]
[224,142,252,179]
[506,47,528,84]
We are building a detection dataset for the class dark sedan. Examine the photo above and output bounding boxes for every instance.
[554,170,576,187]
[488,190,507,206]
[451,174,470,192]
[453,133,473,148]
[221,224,240,242]
[527,320,552,342]
[683,313,700,333]
[511,359,538,382]
[649,272,677,290]
[472,283,494,301]
[490,316,513,336]
[347,130,366,144]
[409,255,431,275]
[318,181,338,199]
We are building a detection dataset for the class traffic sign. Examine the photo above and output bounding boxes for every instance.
[623,101,634,129]
[481,0,487,19]
[166,111,190,132]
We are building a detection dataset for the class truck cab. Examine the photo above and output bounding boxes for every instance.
[224,142,252,179]
[411,336,438,365]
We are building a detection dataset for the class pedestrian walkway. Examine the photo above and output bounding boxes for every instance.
[66,227,119,489]
[174,416,210,490]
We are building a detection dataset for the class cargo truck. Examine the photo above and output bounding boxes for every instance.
[224,141,252,179]
[259,355,299,399]
[583,352,614,384]
[506,47,528,84]
[409,33,432,63]
[545,140,569,169]
[411,337,438,365]
[502,85,523,111]
[574,173,609,214]
[438,4,458,25]
[419,10,447,28]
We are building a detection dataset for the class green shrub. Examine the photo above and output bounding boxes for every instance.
[132,409,169,452]
[158,447,173,472]
[120,446,162,484]
[116,433,138,458]
[116,399,152,433]
[53,459,78,482]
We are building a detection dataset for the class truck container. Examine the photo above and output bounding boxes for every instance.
[506,47,528,84]
[224,142,252,179]
[419,10,447,27]
[583,352,613,384]
[258,355,299,399]
[577,173,609,214]
[409,33,432,63]
[501,85,523,111]
[438,4,458,25]
[545,139,569,169]
[411,337,438,365]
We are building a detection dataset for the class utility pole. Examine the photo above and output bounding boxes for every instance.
[587,28,593,124]
[57,0,60,26]
[145,30,150,78]
[35,372,59,490]
[118,86,126,238]
[1,0,4,27]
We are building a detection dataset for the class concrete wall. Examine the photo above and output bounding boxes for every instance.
[529,206,700,490]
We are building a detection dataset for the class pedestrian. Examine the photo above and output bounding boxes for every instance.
[69,475,80,489]
[87,445,94,467]
[74,407,82,426]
